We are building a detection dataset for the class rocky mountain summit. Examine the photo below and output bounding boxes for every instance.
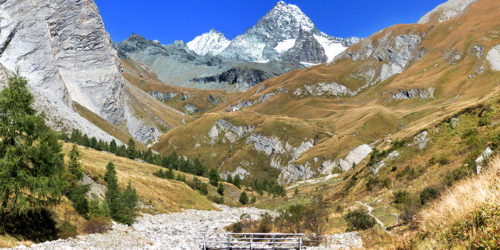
[116,1,360,91]
[219,1,358,63]
[186,29,231,56]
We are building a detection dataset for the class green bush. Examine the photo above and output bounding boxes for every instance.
[419,187,439,206]
[381,178,392,188]
[68,184,90,216]
[365,176,379,191]
[257,213,273,233]
[83,217,112,234]
[88,197,110,219]
[239,191,249,205]
[217,183,225,196]
[394,190,411,205]
[344,210,377,231]
[57,221,77,239]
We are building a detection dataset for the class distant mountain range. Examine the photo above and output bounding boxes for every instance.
[115,1,360,91]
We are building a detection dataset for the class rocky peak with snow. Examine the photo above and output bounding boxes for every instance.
[187,29,230,56]
[217,1,359,63]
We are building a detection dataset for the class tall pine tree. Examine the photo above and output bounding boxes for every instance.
[0,72,65,215]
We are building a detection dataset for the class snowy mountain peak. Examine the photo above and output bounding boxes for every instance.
[216,1,360,63]
[187,29,230,56]
[260,1,315,35]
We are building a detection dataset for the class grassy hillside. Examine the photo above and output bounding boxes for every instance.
[61,143,217,213]
[153,0,500,184]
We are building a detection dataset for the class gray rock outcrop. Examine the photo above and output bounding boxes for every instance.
[392,88,435,100]
[418,0,477,24]
[0,0,125,141]
[487,45,500,71]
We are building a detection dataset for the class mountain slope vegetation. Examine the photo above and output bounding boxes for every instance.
[154,0,500,185]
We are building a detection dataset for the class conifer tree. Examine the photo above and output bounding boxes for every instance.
[209,168,219,187]
[126,138,136,159]
[65,144,89,215]
[217,183,225,196]
[239,191,249,205]
[109,139,117,154]
[0,72,65,215]
[104,161,120,218]
[233,175,241,189]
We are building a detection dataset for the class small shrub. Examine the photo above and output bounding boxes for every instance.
[365,176,379,191]
[257,213,273,233]
[344,210,377,231]
[213,195,224,204]
[88,197,110,219]
[381,178,392,189]
[394,190,411,205]
[57,221,77,239]
[391,166,398,172]
[229,221,244,233]
[250,196,257,204]
[419,187,439,206]
[478,117,491,126]
[239,192,249,205]
[83,217,112,234]
[437,154,450,165]
[217,183,225,196]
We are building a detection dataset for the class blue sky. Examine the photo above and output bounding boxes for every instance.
[95,0,445,44]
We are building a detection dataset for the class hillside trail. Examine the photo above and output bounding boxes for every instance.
[357,201,392,234]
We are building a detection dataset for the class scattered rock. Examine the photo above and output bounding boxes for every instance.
[392,88,434,100]
[450,117,460,129]
[475,147,493,174]
[303,82,357,97]
[333,144,373,172]
[486,44,500,71]
[408,131,430,150]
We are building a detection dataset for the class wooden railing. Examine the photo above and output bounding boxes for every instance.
[201,233,304,250]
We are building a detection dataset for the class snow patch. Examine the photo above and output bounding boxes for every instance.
[314,34,347,62]
[275,39,296,53]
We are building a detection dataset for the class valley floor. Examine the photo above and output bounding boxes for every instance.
[11,204,365,250]
[14,205,268,249]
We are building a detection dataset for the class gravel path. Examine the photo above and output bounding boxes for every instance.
[14,205,270,250]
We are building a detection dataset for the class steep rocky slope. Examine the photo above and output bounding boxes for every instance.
[154,0,500,184]
[0,0,175,146]
[0,0,123,141]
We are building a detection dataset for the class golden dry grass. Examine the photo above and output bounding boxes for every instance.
[61,143,216,213]
[417,157,500,233]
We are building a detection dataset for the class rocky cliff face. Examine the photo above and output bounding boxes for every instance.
[0,0,164,145]
[0,0,125,141]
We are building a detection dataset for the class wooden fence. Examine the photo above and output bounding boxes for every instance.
[201,233,304,250]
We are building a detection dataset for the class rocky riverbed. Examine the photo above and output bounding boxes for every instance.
[15,205,268,250]
[14,204,363,249]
